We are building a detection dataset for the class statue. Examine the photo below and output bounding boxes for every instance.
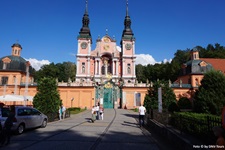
[169,80,172,87]
[179,79,182,87]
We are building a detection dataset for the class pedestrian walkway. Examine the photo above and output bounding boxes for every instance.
[1,109,160,150]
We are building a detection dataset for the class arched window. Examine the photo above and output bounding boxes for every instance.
[3,63,7,69]
[127,64,131,74]
[82,62,85,73]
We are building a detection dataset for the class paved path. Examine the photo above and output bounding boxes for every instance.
[1,109,160,150]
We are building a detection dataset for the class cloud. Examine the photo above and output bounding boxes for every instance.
[135,54,160,65]
[70,53,76,56]
[116,46,121,52]
[163,58,172,63]
[116,46,171,65]
[135,54,172,65]
[25,58,50,71]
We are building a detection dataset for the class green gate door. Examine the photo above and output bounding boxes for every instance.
[103,87,113,108]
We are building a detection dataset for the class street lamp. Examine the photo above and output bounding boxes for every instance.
[71,98,74,108]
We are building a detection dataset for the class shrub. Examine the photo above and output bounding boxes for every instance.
[168,102,180,113]
[170,112,221,140]
[67,107,81,111]
[178,97,192,109]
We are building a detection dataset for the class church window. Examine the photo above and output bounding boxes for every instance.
[1,76,8,85]
[127,64,131,74]
[13,76,16,84]
[3,63,7,69]
[82,62,85,73]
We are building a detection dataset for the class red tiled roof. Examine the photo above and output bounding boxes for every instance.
[201,58,225,74]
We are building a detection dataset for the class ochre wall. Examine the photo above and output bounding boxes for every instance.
[122,87,148,109]
[2,85,195,110]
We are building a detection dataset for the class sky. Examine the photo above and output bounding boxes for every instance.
[0,0,225,70]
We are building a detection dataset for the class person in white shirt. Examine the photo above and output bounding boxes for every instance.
[62,105,66,119]
[138,105,146,127]
[95,104,100,120]
[99,106,104,120]
[91,106,96,123]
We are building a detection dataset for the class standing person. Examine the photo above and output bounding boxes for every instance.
[95,104,99,120]
[212,126,225,150]
[62,105,66,119]
[138,104,146,127]
[1,105,15,146]
[58,106,62,120]
[99,106,104,120]
[91,106,96,123]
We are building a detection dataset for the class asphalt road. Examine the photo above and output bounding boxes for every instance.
[0,109,174,150]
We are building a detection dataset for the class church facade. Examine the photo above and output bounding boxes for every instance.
[74,1,141,109]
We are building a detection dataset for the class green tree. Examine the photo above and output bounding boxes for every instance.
[34,62,76,82]
[34,63,60,82]
[63,62,76,82]
[33,77,61,115]
[178,97,192,109]
[194,70,225,115]
[136,64,146,83]
[144,80,176,112]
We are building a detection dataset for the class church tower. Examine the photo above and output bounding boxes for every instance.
[76,0,92,82]
[121,0,136,84]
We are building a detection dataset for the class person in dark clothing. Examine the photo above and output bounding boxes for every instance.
[1,105,15,146]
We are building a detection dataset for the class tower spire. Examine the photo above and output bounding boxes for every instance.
[78,0,92,42]
[85,0,88,14]
[121,0,134,40]
[126,0,129,16]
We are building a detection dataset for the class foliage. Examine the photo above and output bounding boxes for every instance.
[34,62,76,82]
[143,80,177,112]
[168,102,180,113]
[170,112,221,142]
[67,107,81,111]
[178,97,192,109]
[194,70,225,115]
[67,107,85,114]
[33,77,61,115]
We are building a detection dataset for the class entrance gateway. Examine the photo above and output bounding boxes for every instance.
[95,78,121,109]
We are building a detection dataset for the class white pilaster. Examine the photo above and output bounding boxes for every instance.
[133,41,135,55]
[88,40,91,54]
[105,64,108,75]
[95,60,97,75]
[99,60,101,75]
[116,60,118,75]
[87,57,90,75]
[112,61,115,75]
[77,60,80,74]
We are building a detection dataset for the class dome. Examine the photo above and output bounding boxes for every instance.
[0,55,29,72]
[11,43,22,49]
[181,60,213,76]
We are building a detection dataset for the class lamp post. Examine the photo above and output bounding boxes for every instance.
[71,98,74,108]
[24,61,30,107]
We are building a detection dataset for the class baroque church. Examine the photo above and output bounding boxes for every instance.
[74,1,143,109]
[76,1,136,85]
